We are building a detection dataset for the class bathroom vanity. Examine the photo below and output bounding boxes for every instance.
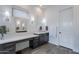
[0,33,39,54]
[0,32,49,54]
[34,31,49,45]
[30,31,49,49]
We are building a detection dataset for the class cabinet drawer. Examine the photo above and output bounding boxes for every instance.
[2,43,15,48]
[4,45,15,51]
[16,41,29,51]
[34,37,39,39]
[0,43,16,54]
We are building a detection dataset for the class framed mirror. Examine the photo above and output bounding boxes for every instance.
[12,8,30,33]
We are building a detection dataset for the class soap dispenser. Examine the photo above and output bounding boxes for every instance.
[39,26,42,31]
[45,26,48,31]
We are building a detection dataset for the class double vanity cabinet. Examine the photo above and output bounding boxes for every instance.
[30,32,49,49]
[39,33,49,45]
[0,32,49,54]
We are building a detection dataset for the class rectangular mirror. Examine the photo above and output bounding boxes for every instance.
[12,8,29,33]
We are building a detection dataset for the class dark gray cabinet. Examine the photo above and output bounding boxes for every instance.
[30,33,49,49]
[0,42,16,54]
[39,33,49,45]
[39,34,45,45]
[29,37,39,49]
[44,33,49,43]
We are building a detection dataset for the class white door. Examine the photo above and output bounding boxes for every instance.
[59,7,73,49]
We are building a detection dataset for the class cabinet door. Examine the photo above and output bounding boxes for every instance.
[39,34,45,45]
[44,33,49,43]
[33,39,39,48]
[3,45,16,54]
[29,37,39,49]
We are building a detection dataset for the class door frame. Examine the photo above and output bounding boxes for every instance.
[57,6,74,49]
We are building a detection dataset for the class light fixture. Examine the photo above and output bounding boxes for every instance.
[22,23,25,30]
[31,16,35,22]
[5,11,9,17]
[16,20,20,26]
[42,18,47,25]
[22,23,25,27]
[4,11,10,22]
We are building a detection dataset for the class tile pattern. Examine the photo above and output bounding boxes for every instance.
[22,43,78,54]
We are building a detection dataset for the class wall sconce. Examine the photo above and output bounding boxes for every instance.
[16,20,20,26]
[16,20,20,30]
[5,11,9,17]
[4,11,10,22]
[4,11,10,33]
[42,18,47,26]
[22,23,25,30]
[31,16,35,24]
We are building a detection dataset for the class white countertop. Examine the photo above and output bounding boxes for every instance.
[0,33,39,44]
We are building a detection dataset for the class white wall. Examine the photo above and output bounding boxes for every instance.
[73,6,79,52]
[44,6,59,45]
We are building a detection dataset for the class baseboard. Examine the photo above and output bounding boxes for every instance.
[72,48,79,53]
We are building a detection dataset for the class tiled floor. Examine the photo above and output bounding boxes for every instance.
[22,43,78,54]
